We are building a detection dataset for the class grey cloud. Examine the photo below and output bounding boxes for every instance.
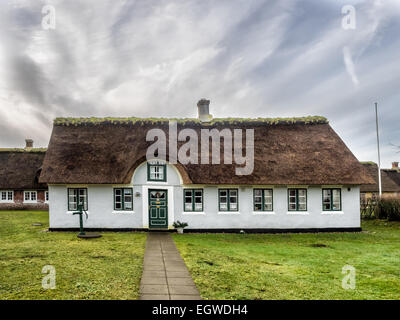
[0,0,398,167]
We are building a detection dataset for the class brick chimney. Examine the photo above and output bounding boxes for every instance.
[197,99,212,122]
[392,162,399,170]
[25,139,33,151]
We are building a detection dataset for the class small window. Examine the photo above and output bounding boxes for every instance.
[219,189,238,212]
[184,189,203,212]
[68,188,88,211]
[0,191,13,202]
[147,162,166,182]
[323,189,341,211]
[45,191,49,202]
[114,188,133,211]
[24,191,37,202]
[288,188,307,211]
[254,189,273,211]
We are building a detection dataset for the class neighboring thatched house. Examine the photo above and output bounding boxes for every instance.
[0,140,48,210]
[360,162,400,202]
[40,100,373,232]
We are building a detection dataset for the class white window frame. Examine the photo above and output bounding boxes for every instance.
[24,191,37,203]
[0,190,14,203]
[45,191,49,203]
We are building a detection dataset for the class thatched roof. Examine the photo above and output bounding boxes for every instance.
[0,149,47,189]
[360,163,400,193]
[40,117,373,185]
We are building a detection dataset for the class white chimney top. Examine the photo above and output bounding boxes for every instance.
[197,99,212,122]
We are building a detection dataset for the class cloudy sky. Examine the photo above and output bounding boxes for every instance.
[0,0,399,167]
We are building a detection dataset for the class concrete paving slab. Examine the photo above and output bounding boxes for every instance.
[139,232,201,300]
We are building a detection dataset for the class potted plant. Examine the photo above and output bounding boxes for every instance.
[173,221,188,234]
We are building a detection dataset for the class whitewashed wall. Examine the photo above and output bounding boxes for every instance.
[48,161,361,230]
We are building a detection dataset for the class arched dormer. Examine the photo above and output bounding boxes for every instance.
[129,158,191,185]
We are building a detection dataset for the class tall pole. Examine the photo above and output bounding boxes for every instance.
[375,102,382,197]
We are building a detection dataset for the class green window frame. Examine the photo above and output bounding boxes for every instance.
[114,188,133,211]
[219,189,239,212]
[253,189,273,211]
[288,188,307,211]
[183,189,203,212]
[322,188,342,211]
[147,162,167,182]
[68,188,88,211]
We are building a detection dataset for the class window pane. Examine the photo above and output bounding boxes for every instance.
[1,192,6,200]
[230,202,237,210]
[265,203,273,211]
[254,203,262,211]
[31,192,36,201]
[184,190,192,198]
[254,189,262,197]
[220,203,227,210]
[124,201,132,210]
[25,192,30,201]
[289,189,296,197]
[185,203,192,211]
[298,203,306,211]
[332,189,341,210]
[8,191,13,201]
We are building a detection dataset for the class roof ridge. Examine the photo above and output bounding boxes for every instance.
[0,148,47,153]
[54,116,329,126]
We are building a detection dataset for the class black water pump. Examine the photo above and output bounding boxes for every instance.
[72,203,88,236]
[72,203,101,239]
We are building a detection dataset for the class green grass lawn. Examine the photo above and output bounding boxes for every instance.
[0,211,146,300]
[173,221,400,300]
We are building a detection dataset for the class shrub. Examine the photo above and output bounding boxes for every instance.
[361,196,400,221]
[173,220,188,229]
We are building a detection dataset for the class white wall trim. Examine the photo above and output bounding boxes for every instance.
[218,211,241,215]
[253,211,276,215]
[182,211,205,215]
[112,210,135,214]
[287,211,309,215]
[66,211,90,215]
[321,211,344,215]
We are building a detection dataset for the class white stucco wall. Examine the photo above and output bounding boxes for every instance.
[48,161,361,230]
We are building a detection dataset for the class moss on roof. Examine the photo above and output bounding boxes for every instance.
[360,161,377,166]
[54,116,329,126]
[0,148,47,153]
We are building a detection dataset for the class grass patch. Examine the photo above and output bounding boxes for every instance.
[172,220,400,300]
[0,211,146,300]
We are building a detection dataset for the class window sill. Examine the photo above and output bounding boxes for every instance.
[321,211,344,215]
[182,211,205,215]
[0,201,14,204]
[112,210,135,214]
[218,211,240,215]
[253,211,275,215]
[287,211,309,215]
[66,211,90,215]
[24,201,38,204]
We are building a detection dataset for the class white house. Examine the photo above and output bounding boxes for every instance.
[40,100,373,232]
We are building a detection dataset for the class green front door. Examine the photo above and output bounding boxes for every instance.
[148,190,168,228]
